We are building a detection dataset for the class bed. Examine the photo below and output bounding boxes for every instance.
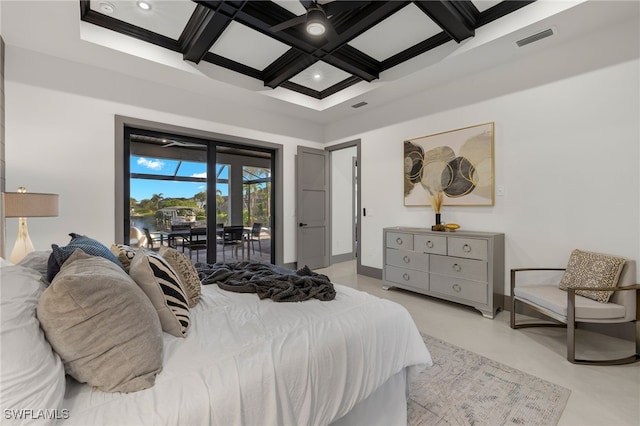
[1,245,431,426]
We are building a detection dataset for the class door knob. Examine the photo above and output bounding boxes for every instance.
[299,222,308,227]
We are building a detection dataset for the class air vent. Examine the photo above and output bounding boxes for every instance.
[516,28,554,47]
[352,101,368,109]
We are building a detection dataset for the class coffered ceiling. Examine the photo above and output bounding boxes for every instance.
[2,0,637,131]
[80,0,533,99]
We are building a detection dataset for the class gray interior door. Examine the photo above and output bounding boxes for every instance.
[296,146,329,270]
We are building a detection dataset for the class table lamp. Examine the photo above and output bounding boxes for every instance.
[3,187,59,263]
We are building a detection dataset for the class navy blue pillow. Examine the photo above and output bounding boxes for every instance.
[46,233,124,282]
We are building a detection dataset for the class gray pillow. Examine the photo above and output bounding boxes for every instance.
[37,249,164,393]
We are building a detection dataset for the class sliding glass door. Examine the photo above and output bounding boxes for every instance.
[123,127,275,265]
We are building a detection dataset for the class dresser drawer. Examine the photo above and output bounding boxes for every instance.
[385,265,428,291]
[447,237,488,260]
[430,274,487,304]
[386,232,414,250]
[430,254,487,282]
[414,234,447,255]
[386,248,429,271]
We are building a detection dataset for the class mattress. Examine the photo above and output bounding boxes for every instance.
[62,282,431,425]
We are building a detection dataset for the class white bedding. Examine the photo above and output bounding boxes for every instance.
[62,283,431,425]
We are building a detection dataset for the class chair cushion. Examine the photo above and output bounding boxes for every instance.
[129,250,190,337]
[514,285,625,321]
[558,249,625,303]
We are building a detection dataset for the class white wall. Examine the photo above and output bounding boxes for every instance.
[328,58,639,291]
[3,46,324,264]
[331,146,357,257]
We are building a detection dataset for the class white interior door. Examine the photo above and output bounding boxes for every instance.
[296,146,329,270]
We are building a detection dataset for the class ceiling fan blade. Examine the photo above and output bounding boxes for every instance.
[323,1,365,16]
[270,15,307,33]
[299,0,314,9]
[324,21,340,43]
[163,141,203,148]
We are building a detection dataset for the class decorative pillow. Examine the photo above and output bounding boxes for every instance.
[159,246,201,308]
[47,233,123,281]
[111,243,137,272]
[129,249,191,337]
[18,250,52,283]
[0,263,66,414]
[37,249,163,393]
[559,249,626,303]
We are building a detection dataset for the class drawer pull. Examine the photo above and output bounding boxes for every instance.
[402,273,410,281]
[403,256,411,264]
[452,263,462,272]
[462,244,472,253]
[396,237,403,245]
[426,240,434,248]
[452,283,462,293]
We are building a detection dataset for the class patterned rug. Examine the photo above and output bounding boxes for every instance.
[409,334,571,426]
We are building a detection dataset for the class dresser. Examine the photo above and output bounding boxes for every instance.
[382,227,505,319]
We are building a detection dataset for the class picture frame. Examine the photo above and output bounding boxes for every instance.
[404,122,494,207]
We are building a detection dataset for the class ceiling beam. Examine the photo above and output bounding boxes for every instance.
[234,1,410,88]
[181,4,234,63]
[414,1,476,43]
[262,50,319,89]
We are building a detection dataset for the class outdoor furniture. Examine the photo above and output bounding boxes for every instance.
[130,227,144,248]
[184,227,207,262]
[247,222,263,255]
[142,228,162,251]
[511,250,639,365]
[170,223,192,251]
[219,226,245,262]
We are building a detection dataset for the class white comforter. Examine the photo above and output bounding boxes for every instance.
[62,283,431,425]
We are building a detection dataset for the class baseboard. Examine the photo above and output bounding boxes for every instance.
[358,265,382,279]
[331,253,355,264]
[282,262,297,270]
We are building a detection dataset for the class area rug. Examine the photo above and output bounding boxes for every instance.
[408,334,571,426]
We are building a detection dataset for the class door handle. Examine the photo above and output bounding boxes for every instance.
[299,222,308,227]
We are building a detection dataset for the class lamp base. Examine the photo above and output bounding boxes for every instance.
[9,217,35,264]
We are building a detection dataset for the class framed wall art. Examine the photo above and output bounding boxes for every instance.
[404,122,494,207]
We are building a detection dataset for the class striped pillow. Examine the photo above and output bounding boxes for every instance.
[129,250,190,337]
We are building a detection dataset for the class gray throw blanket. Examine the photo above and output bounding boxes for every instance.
[196,261,336,302]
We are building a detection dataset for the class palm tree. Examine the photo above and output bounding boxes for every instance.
[150,193,164,210]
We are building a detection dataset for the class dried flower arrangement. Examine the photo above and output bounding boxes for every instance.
[429,191,444,214]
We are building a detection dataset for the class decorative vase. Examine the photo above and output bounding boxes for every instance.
[435,213,441,225]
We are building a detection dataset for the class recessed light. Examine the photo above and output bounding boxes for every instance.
[98,1,115,14]
[313,73,322,81]
[137,1,152,11]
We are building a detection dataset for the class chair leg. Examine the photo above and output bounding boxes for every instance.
[567,288,639,365]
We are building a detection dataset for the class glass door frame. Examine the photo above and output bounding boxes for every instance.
[115,115,282,266]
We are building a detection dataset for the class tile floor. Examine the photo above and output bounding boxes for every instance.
[315,260,640,426]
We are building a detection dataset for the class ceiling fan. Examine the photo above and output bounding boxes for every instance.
[270,1,365,39]
[161,140,204,148]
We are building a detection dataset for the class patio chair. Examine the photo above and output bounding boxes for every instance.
[511,249,639,365]
[170,223,191,251]
[142,228,162,251]
[219,226,244,262]
[184,227,207,262]
[247,222,263,255]
[130,227,144,248]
